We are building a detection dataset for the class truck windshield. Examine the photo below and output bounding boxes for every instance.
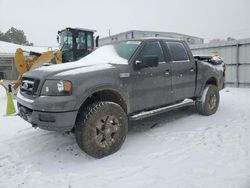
[58,30,73,51]
[82,41,141,64]
[112,41,141,60]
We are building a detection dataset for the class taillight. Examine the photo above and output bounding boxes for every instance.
[223,64,226,77]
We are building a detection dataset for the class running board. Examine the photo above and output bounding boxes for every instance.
[129,99,194,121]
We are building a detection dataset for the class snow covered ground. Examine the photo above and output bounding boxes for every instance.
[0,87,250,188]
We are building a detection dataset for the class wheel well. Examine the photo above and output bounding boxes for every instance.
[79,90,127,113]
[205,77,217,87]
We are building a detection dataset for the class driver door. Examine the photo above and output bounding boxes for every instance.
[130,40,172,112]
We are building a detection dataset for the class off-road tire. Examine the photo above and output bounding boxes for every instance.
[75,101,128,158]
[196,84,220,116]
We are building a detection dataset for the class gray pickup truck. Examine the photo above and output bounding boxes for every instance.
[17,38,225,158]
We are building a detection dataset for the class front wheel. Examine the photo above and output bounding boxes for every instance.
[196,85,220,116]
[75,102,128,158]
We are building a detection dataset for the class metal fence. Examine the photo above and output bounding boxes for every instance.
[190,38,250,88]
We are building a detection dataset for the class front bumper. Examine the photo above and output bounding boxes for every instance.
[18,103,78,131]
[16,91,78,132]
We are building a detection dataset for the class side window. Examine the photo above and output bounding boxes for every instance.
[87,34,93,49]
[137,41,164,62]
[167,42,189,62]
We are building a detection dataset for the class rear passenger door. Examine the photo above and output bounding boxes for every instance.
[165,41,196,101]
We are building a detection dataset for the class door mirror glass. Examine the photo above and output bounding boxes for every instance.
[135,41,163,69]
[135,55,159,69]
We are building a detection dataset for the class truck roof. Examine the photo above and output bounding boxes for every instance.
[58,27,97,33]
[108,37,184,44]
[135,37,183,41]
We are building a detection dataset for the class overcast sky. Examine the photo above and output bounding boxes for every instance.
[0,0,250,46]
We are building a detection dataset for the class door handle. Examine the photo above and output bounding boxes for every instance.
[164,70,170,75]
[190,67,195,72]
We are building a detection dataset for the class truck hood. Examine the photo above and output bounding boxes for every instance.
[23,45,128,80]
[24,60,119,80]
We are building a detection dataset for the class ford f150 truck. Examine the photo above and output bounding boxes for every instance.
[17,38,225,158]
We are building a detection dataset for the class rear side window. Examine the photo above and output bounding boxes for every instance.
[167,42,189,62]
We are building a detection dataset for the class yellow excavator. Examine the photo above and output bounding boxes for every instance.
[1,27,98,93]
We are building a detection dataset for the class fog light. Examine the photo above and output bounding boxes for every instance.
[39,114,56,122]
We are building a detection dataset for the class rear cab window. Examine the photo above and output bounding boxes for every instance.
[166,41,189,62]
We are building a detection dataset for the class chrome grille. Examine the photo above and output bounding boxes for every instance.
[20,78,40,95]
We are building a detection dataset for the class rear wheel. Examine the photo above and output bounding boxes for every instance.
[75,101,128,158]
[196,84,220,116]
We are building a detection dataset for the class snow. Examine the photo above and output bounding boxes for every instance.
[0,87,250,188]
[0,41,56,55]
[33,44,128,75]
[81,45,128,64]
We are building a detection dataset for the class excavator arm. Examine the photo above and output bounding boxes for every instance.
[0,48,62,93]
[15,48,62,74]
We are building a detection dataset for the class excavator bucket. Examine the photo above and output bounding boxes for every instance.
[13,48,62,93]
[29,50,61,70]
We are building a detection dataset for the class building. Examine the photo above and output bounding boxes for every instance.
[99,30,204,46]
[0,41,52,80]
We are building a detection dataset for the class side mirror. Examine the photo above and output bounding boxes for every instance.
[56,35,59,43]
[135,55,159,69]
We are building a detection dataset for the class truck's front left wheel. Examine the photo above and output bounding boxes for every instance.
[75,102,128,158]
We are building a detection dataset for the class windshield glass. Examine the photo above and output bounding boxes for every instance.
[58,30,73,51]
[81,40,141,64]
[113,41,141,60]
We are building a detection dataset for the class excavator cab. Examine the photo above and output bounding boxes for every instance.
[57,27,97,62]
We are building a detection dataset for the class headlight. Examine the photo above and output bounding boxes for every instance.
[41,80,72,96]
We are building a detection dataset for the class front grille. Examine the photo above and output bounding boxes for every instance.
[17,103,33,123]
[20,78,40,95]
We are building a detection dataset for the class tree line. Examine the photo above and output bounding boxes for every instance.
[0,27,33,46]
